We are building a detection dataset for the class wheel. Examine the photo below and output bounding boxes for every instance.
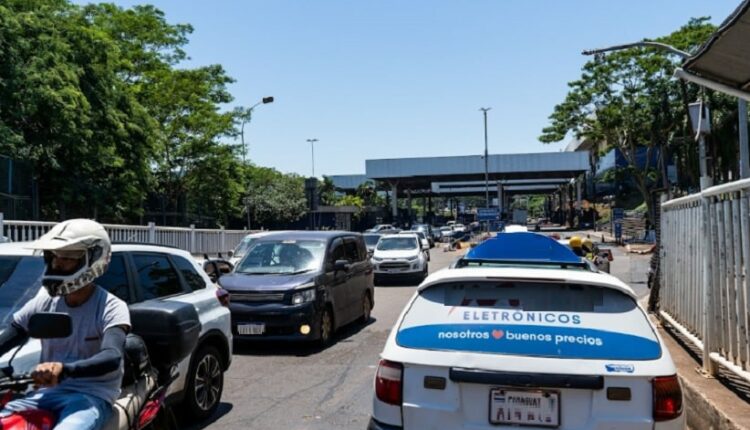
[360,293,372,324]
[421,265,429,282]
[182,345,224,420]
[318,307,334,346]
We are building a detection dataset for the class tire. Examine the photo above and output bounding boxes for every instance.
[182,345,224,420]
[360,293,372,324]
[420,265,429,282]
[318,307,334,346]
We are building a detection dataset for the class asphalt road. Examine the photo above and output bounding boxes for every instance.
[190,245,464,430]
[190,232,651,430]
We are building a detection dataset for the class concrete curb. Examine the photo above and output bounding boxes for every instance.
[657,322,750,430]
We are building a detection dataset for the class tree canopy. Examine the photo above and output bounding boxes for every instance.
[539,18,740,220]
[0,0,308,227]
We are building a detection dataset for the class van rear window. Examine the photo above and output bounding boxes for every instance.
[396,281,661,361]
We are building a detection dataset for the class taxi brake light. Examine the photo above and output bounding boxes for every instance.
[652,375,683,421]
[375,359,403,406]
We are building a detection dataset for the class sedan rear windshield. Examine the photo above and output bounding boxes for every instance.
[396,281,660,361]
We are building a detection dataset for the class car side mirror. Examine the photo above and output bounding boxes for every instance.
[228,251,234,258]
[422,243,429,251]
[334,260,350,272]
[367,250,374,258]
[28,313,72,339]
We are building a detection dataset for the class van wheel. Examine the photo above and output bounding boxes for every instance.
[360,293,372,324]
[183,345,224,420]
[318,307,334,346]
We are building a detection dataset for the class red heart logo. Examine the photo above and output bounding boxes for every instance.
[492,329,504,339]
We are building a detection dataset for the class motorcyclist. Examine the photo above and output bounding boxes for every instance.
[569,236,585,256]
[582,238,595,260]
[0,219,130,430]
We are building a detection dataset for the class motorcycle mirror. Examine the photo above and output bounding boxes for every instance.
[27,313,72,339]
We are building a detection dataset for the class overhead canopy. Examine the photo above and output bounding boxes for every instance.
[678,0,750,99]
[366,152,589,190]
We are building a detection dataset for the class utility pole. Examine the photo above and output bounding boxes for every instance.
[480,108,491,208]
[307,139,319,177]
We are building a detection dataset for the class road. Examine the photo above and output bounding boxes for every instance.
[191,245,463,430]
[191,233,651,430]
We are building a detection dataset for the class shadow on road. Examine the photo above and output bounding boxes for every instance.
[374,278,422,287]
[232,317,377,357]
[181,402,234,430]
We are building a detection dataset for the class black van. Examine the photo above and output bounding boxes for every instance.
[218,231,374,345]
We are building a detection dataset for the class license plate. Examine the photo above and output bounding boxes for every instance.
[237,323,265,335]
[489,388,559,427]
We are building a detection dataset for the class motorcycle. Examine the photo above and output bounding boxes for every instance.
[0,301,201,430]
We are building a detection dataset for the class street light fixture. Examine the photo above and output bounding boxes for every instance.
[479,107,491,208]
[307,138,319,177]
[240,96,274,162]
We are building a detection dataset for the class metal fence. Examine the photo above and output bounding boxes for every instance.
[660,178,750,383]
[0,214,255,255]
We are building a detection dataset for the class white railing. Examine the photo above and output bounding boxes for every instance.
[660,178,750,383]
[0,214,256,256]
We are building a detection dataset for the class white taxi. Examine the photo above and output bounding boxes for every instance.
[370,234,683,430]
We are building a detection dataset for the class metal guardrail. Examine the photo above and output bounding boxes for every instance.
[0,214,255,255]
[660,178,750,384]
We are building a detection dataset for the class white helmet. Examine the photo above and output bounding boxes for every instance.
[29,219,112,297]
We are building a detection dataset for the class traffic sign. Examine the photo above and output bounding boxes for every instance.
[614,221,623,240]
[612,208,625,221]
[477,208,499,221]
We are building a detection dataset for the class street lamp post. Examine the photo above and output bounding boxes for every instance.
[307,138,319,177]
[240,96,274,162]
[479,107,491,208]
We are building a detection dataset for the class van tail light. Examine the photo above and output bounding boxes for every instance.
[216,288,230,307]
[652,375,683,421]
[375,359,403,406]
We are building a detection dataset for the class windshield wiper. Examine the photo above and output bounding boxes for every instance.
[283,269,314,275]
[238,271,276,275]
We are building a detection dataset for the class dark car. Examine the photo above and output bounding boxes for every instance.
[363,233,382,257]
[218,231,374,345]
[410,224,435,247]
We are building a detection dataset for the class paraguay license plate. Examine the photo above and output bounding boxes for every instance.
[237,323,265,335]
[489,388,559,427]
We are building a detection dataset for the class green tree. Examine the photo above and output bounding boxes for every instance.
[244,166,308,227]
[540,18,719,222]
[0,0,157,221]
[336,195,365,220]
[318,176,338,206]
[83,2,248,226]
[355,181,385,208]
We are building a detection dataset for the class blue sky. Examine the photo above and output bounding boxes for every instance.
[84,0,740,177]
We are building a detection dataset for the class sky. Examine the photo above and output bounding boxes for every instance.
[81,0,740,177]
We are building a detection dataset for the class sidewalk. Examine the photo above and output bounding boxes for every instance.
[611,249,750,429]
[658,319,750,430]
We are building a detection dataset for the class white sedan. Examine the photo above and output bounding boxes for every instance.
[370,267,683,429]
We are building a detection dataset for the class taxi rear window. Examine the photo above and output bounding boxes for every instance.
[396,281,661,361]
